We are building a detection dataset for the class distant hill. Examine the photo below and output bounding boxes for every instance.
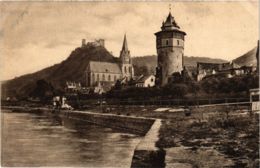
[233,47,257,67]
[2,45,228,99]
[132,55,227,76]
[132,55,157,75]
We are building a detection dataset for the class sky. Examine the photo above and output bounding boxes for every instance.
[0,1,259,80]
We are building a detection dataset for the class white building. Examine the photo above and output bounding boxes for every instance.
[250,88,260,112]
[135,75,156,88]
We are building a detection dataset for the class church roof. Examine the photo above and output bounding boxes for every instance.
[88,61,122,74]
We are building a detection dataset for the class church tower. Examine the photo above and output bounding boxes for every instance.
[120,34,134,81]
[155,10,186,86]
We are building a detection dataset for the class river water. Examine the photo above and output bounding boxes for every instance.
[2,110,141,167]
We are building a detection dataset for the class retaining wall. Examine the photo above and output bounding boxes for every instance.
[3,106,165,167]
[60,110,155,135]
[131,119,165,167]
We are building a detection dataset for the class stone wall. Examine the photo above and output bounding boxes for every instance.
[60,110,155,135]
[3,106,165,167]
[131,119,165,167]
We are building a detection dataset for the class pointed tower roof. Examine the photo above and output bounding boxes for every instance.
[122,34,128,51]
[162,12,180,30]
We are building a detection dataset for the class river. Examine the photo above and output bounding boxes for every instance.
[2,110,141,167]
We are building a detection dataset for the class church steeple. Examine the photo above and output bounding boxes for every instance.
[122,34,128,51]
[120,34,131,64]
[119,34,134,80]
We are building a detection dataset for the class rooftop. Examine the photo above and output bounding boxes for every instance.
[88,61,121,74]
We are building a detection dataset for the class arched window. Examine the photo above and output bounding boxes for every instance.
[97,74,99,81]
[108,75,111,81]
[177,40,179,45]
[124,66,127,73]
[102,74,105,81]
[166,40,169,46]
[114,75,117,81]
[129,66,132,73]
[92,73,95,81]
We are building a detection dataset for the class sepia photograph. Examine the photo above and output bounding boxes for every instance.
[1,1,259,167]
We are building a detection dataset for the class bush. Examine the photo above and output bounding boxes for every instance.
[200,74,259,94]
[163,83,188,98]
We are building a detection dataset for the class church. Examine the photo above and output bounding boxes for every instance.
[85,35,134,91]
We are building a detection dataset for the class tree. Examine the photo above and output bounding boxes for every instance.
[163,83,188,98]
[170,72,183,83]
[114,80,122,90]
[29,79,55,102]
[134,65,149,76]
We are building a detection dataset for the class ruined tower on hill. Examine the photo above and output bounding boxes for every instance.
[155,10,186,86]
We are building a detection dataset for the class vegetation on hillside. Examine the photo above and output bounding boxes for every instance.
[2,45,116,99]
[107,73,259,100]
[132,55,227,76]
[2,44,257,100]
[233,46,257,67]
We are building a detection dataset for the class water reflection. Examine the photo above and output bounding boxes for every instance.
[2,111,141,167]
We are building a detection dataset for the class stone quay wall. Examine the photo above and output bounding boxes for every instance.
[60,110,155,135]
[2,106,165,167]
[131,119,165,167]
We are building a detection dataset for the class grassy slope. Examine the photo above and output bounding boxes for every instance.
[233,47,257,67]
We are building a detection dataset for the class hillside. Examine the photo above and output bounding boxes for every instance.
[2,45,117,98]
[2,45,228,99]
[132,55,227,76]
[233,47,257,67]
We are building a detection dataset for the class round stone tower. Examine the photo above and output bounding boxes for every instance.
[155,12,186,86]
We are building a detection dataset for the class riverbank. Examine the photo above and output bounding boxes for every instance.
[2,104,258,167]
[2,106,164,167]
[2,111,142,167]
[157,110,259,167]
[2,106,155,135]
